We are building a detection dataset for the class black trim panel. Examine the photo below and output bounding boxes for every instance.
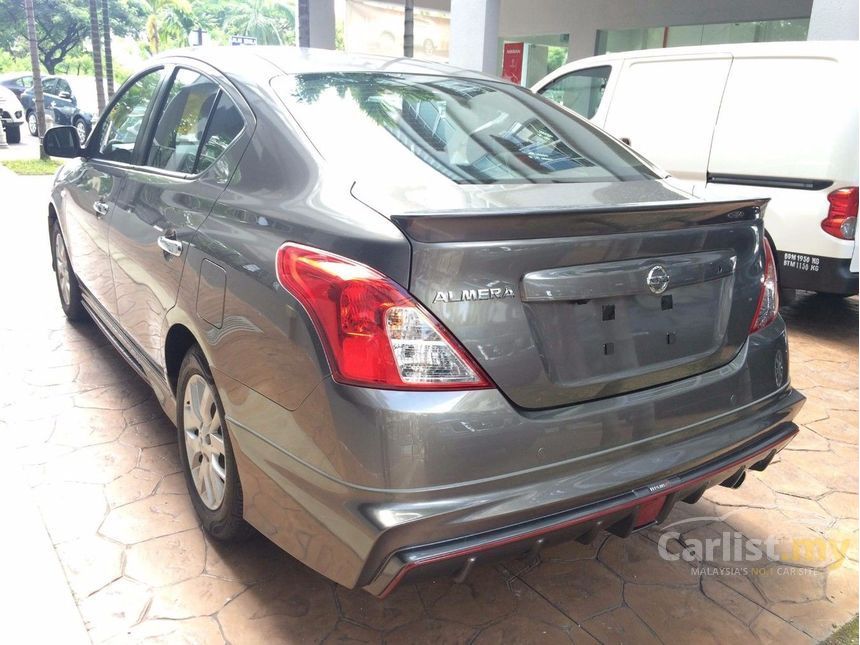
[708,173,833,191]
[777,252,859,295]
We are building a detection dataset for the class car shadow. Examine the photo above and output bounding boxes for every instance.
[781,292,858,343]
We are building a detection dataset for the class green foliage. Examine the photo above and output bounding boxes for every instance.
[546,46,568,74]
[0,0,147,73]
[1,159,63,175]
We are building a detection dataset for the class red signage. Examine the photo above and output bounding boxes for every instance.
[502,42,524,84]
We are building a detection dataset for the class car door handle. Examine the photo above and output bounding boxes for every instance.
[93,200,109,217]
[157,233,183,257]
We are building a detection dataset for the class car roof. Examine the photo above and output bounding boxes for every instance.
[155,46,500,83]
[556,40,858,69]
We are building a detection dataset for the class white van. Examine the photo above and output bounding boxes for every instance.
[533,41,859,296]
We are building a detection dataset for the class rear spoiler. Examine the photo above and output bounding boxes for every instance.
[391,199,767,243]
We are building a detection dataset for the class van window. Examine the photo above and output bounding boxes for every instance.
[538,66,610,119]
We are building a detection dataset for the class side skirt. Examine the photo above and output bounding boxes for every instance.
[80,289,177,424]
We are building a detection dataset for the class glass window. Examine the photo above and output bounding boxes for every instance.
[195,93,244,173]
[56,79,72,96]
[539,66,611,119]
[274,73,655,185]
[42,78,57,95]
[95,69,163,163]
[597,19,810,55]
[146,69,220,173]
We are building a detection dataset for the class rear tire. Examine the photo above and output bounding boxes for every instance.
[4,124,21,144]
[51,222,87,321]
[177,345,254,542]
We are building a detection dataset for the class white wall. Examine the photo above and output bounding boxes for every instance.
[500,0,814,60]
[809,0,860,39]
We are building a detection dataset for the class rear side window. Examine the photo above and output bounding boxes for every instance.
[538,66,610,119]
[274,72,654,185]
[196,93,244,172]
[95,68,164,163]
[146,68,244,174]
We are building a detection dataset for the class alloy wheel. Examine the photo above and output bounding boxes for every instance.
[27,112,37,135]
[183,374,228,510]
[54,231,71,306]
[75,120,87,144]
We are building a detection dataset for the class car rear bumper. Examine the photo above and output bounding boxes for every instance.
[221,318,804,592]
[778,252,859,294]
[363,413,800,596]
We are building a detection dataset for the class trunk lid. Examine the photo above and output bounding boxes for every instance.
[354,179,766,410]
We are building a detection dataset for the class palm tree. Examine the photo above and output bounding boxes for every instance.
[102,0,115,98]
[403,0,414,57]
[297,0,309,47]
[23,0,48,159]
[144,0,193,54]
[88,0,106,113]
[225,0,294,45]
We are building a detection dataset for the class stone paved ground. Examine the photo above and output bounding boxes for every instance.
[0,172,857,644]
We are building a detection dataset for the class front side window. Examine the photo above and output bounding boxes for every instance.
[539,66,611,119]
[95,68,164,163]
[274,72,652,185]
[55,78,72,97]
[42,78,57,95]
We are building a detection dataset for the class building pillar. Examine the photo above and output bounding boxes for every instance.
[808,0,859,40]
[449,0,501,75]
[298,0,336,49]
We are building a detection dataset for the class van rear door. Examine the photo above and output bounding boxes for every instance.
[602,54,732,190]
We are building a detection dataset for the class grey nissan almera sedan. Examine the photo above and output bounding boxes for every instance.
[43,47,804,597]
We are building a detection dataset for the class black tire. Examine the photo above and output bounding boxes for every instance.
[26,110,37,136]
[51,222,87,321]
[176,345,254,542]
[4,124,21,144]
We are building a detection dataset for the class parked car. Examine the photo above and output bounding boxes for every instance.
[0,85,25,143]
[534,41,859,298]
[20,75,94,143]
[0,71,33,99]
[43,48,804,597]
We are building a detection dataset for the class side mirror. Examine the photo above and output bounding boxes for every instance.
[58,90,72,99]
[43,126,84,158]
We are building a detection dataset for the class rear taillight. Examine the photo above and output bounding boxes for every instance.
[275,243,492,390]
[750,241,779,333]
[821,187,858,240]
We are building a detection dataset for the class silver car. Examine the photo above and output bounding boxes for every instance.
[43,48,804,597]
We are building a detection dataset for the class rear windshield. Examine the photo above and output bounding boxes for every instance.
[273,72,657,185]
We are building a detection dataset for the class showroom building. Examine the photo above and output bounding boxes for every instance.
[303,0,857,86]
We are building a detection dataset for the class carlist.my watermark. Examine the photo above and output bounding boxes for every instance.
[653,510,851,575]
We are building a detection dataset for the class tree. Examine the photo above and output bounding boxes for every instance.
[143,0,193,54]
[22,0,47,159]
[0,0,147,74]
[224,0,294,45]
[102,0,115,98]
[403,0,413,57]
[88,0,106,112]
